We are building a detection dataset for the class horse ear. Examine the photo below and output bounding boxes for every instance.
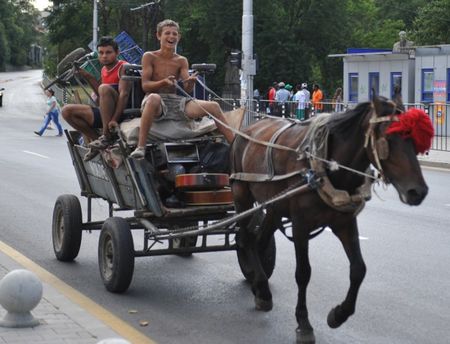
[393,85,405,112]
[371,89,383,116]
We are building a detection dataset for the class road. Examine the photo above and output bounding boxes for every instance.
[0,70,449,344]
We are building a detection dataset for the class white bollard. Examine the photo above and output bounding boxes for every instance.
[0,269,43,328]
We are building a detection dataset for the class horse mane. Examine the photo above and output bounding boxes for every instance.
[326,102,372,135]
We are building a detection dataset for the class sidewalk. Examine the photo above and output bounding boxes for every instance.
[0,241,155,344]
[418,149,450,169]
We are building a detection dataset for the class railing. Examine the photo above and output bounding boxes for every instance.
[214,98,449,152]
[419,103,449,151]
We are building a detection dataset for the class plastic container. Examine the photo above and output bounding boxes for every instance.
[115,31,144,64]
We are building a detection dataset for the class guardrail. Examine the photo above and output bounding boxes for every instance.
[214,98,448,152]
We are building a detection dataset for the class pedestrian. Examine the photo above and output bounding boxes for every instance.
[275,82,290,117]
[333,87,343,112]
[34,89,63,137]
[267,81,278,115]
[293,83,309,121]
[312,83,323,114]
[285,83,294,117]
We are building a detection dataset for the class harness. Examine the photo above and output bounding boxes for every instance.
[174,81,399,214]
[230,104,399,215]
[363,102,400,181]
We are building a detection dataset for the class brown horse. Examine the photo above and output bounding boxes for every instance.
[230,95,431,343]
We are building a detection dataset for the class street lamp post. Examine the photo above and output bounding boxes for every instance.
[93,0,99,50]
[241,0,256,126]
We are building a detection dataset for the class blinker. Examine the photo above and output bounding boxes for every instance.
[376,138,389,160]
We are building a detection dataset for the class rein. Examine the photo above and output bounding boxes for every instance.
[175,82,395,186]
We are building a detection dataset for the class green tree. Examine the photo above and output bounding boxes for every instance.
[374,0,427,29]
[42,0,449,96]
[413,0,450,44]
[0,0,40,70]
[46,0,92,64]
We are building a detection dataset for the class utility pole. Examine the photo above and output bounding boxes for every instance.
[93,0,99,50]
[242,0,256,126]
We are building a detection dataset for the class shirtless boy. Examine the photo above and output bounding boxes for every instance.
[130,19,234,159]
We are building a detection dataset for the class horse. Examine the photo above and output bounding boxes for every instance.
[230,95,433,343]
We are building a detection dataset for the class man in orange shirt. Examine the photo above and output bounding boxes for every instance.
[312,84,323,114]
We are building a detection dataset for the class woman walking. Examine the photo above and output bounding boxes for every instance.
[34,89,63,136]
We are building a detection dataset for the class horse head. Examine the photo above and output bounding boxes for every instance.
[368,95,433,205]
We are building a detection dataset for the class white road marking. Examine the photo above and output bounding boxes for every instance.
[325,227,369,240]
[22,150,49,159]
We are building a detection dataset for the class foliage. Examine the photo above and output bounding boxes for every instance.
[0,0,40,71]
[412,0,450,45]
[41,0,450,96]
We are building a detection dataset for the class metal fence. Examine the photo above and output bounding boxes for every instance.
[214,98,449,152]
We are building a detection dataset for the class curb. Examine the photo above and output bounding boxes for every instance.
[419,159,450,170]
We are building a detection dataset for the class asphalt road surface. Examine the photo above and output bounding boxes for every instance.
[0,70,449,344]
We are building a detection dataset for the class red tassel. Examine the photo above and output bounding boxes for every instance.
[386,108,434,154]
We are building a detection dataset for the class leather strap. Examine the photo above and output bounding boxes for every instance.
[230,170,304,182]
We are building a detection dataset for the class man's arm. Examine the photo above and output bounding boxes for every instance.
[141,52,175,93]
[109,65,132,127]
[179,57,197,94]
[77,68,101,96]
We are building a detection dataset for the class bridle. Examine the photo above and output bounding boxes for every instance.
[363,101,400,182]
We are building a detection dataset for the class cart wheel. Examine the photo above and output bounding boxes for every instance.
[57,47,86,75]
[98,217,134,293]
[236,232,276,283]
[52,194,83,262]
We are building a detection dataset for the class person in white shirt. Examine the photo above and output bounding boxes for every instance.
[293,83,310,121]
[275,82,290,117]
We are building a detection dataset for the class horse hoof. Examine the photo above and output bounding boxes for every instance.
[255,297,273,311]
[327,307,342,329]
[296,328,315,344]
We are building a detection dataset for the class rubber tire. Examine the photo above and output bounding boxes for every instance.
[98,217,134,293]
[57,47,86,75]
[236,214,276,282]
[52,194,83,262]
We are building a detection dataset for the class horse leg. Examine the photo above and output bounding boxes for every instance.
[233,182,273,311]
[292,216,315,344]
[327,218,367,328]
